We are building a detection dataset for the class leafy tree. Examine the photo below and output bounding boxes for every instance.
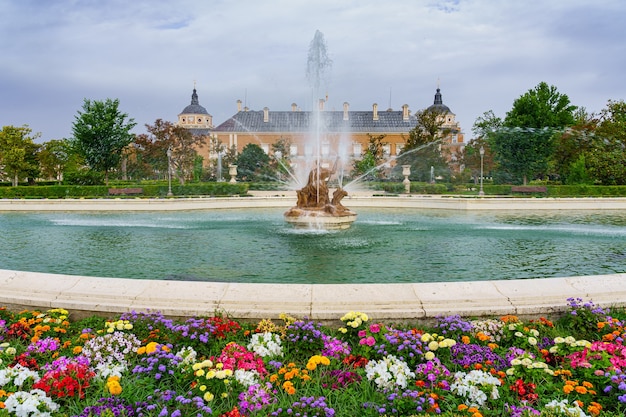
[235,143,270,181]
[586,100,626,184]
[490,127,555,185]
[553,108,596,184]
[352,134,388,180]
[490,82,576,184]
[397,109,448,182]
[136,119,206,185]
[38,139,77,183]
[0,125,41,186]
[72,98,137,185]
[504,82,576,128]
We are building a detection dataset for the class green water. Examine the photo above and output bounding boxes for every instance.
[1,208,625,283]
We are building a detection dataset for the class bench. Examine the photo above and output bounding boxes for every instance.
[108,187,143,196]
[511,186,547,194]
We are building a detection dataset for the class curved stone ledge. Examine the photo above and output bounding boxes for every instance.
[1,268,625,323]
[2,195,626,322]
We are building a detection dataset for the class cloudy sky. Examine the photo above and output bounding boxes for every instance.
[1,0,624,143]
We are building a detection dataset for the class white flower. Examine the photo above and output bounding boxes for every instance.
[3,389,59,417]
[247,332,283,357]
[0,364,40,388]
[365,355,415,391]
[450,370,501,407]
[234,369,260,387]
[545,399,590,417]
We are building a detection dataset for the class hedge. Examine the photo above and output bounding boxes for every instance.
[0,183,249,199]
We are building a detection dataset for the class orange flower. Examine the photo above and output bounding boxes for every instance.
[575,385,588,394]
[582,381,593,389]
[487,342,498,351]
[500,315,519,323]
[587,401,602,416]
[563,384,575,394]
[461,335,470,344]
[282,381,296,395]
[73,346,83,355]
[269,374,278,383]
[476,332,490,342]
[457,404,469,411]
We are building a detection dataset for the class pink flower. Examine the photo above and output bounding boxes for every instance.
[358,330,367,338]
[369,324,381,334]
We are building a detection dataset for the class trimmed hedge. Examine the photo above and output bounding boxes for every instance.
[0,183,249,199]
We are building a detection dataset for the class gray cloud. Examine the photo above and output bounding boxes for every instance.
[1,0,624,142]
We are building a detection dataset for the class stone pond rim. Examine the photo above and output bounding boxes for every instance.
[1,194,626,323]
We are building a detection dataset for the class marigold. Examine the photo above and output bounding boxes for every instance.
[461,335,471,344]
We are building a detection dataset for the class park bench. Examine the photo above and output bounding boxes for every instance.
[511,186,547,194]
[108,187,143,196]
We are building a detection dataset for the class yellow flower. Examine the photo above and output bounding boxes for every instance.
[424,351,435,361]
[106,376,122,396]
[145,342,159,354]
[203,392,214,402]
[73,346,83,355]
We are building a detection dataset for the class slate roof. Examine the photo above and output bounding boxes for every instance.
[180,88,210,115]
[214,110,418,133]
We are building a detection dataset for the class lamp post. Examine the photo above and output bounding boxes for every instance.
[479,146,485,196]
[166,147,173,197]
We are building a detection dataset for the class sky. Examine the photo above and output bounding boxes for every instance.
[1,0,625,143]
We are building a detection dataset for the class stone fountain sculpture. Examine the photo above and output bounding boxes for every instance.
[284,163,357,229]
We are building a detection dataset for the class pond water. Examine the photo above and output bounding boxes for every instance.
[1,208,625,284]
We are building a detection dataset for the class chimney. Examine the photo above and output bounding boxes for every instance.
[343,102,349,121]
[318,98,325,111]
[372,103,379,121]
[263,107,269,123]
[237,99,242,112]
[402,104,410,121]
[291,103,297,112]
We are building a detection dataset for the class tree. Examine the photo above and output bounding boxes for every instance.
[352,134,388,180]
[586,100,626,184]
[504,82,577,128]
[38,139,76,183]
[552,108,596,184]
[72,98,137,185]
[490,82,577,184]
[0,125,41,186]
[397,109,448,182]
[235,143,270,181]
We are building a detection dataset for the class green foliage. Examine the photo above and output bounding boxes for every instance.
[64,168,106,185]
[489,127,557,185]
[504,82,576,129]
[0,125,41,186]
[586,100,626,185]
[235,143,271,181]
[71,98,137,184]
[0,182,248,198]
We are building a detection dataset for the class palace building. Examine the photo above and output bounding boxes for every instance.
[176,86,465,171]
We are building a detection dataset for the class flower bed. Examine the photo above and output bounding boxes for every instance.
[1,299,626,416]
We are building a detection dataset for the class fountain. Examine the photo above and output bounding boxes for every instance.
[284,161,357,229]
[283,30,357,229]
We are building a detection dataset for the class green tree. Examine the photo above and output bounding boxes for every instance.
[235,143,270,181]
[504,82,576,128]
[397,109,448,182]
[0,125,41,186]
[72,98,137,185]
[586,100,626,184]
[553,108,596,184]
[38,139,77,183]
[352,134,388,180]
[491,82,576,184]
[490,127,555,185]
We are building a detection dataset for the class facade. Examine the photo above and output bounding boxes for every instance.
[176,86,464,172]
